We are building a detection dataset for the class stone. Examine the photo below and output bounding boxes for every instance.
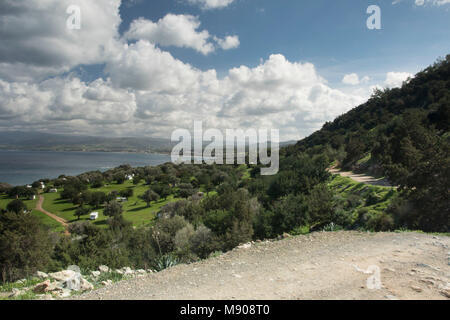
[54,288,72,299]
[80,278,94,291]
[91,270,101,278]
[420,279,436,286]
[9,288,23,297]
[238,243,251,249]
[136,269,146,274]
[115,269,124,275]
[440,289,450,298]
[101,280,113,286]
[64,274,81,291]
[411,286,423,293]
[123,267,134,276]
[36,271,48,279]
[49,270,78,282]
[98,265,110,273]
[33,280,51,293]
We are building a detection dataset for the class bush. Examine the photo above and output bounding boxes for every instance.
[151,216,189,255]
[366,212,395,232]
[174,224,196,261]
[0,212,53,282]
[190,225,216,259]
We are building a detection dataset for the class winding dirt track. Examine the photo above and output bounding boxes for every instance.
[73,231,450,300]
[328,167,392,187]
[35,194,70,235]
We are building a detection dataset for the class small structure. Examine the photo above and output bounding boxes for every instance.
[116,197,128,202]
[40,182,45,189]
[126,174,135,181]
[90,212,99,220]
[49,188,58,193]
[29,195,36,200]
[26,185,32,189]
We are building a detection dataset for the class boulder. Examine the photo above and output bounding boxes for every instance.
[49,270,78,282]
[49,269,83,291]
[238,243,251,249]
[98,265,110,273]
[64,273,81,291]
[80,278,94,291]
[9,288,23,298]
[101,280,113,286]
[123,267,134,276]
[54,288,72,299]
[35,271,48,279]
[91,270,101,278]
[33,280,51,294]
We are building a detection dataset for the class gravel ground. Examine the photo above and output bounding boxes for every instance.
[72,231,449,300]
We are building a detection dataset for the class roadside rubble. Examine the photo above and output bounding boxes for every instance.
[7,265,155,300]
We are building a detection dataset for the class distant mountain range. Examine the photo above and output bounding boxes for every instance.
[0,131,175,154]
[0,131,296,154]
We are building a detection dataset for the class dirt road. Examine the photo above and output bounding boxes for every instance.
[328,167,392,187]
[74,231,450,300]
[35,195,69,234]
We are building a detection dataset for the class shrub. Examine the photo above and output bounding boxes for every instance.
[0,212,53,282]
[155,254,179,271]
[190,225,216,259]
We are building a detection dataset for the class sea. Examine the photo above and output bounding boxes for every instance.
[0,150,172,186]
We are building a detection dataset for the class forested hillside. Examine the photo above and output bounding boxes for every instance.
[285,55,450,232]
[0,56,448,289]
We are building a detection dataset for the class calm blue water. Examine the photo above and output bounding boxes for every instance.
[0,150,171,186]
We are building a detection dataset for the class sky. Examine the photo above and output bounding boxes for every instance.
[0,0,449,141]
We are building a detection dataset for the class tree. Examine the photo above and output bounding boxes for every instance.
[6,200,27,214]
[177,183,196,199]
[114,172,126,184]
[140,189,160,207]
[75,206,90,220]
[103,201,123,218]
[0,211,53,282]
[153,184,171,200]
[89,192,106,209]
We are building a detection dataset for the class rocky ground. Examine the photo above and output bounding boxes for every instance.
[72,231,450,300]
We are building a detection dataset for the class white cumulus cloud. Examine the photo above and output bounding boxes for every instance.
[186,0,235,10]
[125,14,215,55]
[384,72,413,88]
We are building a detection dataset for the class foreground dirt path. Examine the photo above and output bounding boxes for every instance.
[74,232,449,300]
[328,167,392,187]
[35,194,70,235]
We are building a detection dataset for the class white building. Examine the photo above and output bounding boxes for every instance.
[49,188,58,193]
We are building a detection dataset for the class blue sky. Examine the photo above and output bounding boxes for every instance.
[0,0,449,140]
[116,0,450,85]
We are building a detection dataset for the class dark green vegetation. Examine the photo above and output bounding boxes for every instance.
[0,56,448,283]
[292,55,450,232]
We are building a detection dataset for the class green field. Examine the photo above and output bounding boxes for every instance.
[0,194,38,213]
[40,180,182,229]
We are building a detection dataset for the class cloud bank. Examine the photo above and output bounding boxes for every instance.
[0,0,413,141]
